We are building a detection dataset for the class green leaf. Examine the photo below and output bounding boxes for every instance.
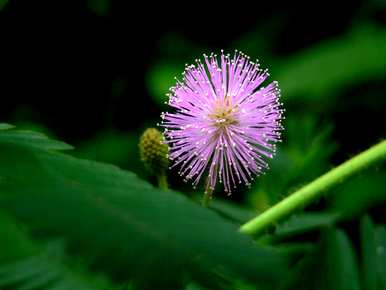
[0,0,8,10]
[146,61,182,106]
[0,126,286,288]
[208,199,256,224]
[276,25,386,102]
[323,228,361,290]
[0,248,118,290]
[273,212,339,239]
[0,123,15,130]
[0,212,121,290]
[0,212,37,262]
[72,129,146,177]
[282,228,361,290]
[279,244,320,290]
[329,171,386,218]
[185,282,209,290]
[0,128,73,151]
[360,215,378,290]
[270,242,315,265]
[375,225,386,289]
[87,0,110,16]
[249,114,337,209]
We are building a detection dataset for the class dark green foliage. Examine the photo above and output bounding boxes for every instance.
[328,172,386,218]
[1,125,383,290]
[248,114,337,209]
[0,125,286,289]
[0,212,121,290]
[0,0,8,10]
[375,226,386,289]
[360,215,378,290]
[281,227,361,290]
[276,26,386,102]
[270,212,339,240]
[87,0,110,16]
[207,199,256,224]
[323,228,361,290]
[72,129,147,178]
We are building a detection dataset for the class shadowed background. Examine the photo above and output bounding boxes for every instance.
[0,1,385,290]
[1,0,384,200]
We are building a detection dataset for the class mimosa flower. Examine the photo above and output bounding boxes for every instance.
[160,51,283,195]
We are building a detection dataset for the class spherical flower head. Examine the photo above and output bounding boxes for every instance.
[139,128,169,174]
[160,51,283,195]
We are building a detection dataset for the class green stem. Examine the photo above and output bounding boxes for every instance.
[157,172,168,191]
[240,140,386,236]
[202,193,212,207]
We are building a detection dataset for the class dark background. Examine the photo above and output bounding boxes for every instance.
[1,1,384,140]
[0,0,385,202]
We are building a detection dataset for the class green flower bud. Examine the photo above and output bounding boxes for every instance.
[139,128,169,175]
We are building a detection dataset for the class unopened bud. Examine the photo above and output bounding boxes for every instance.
[139,128,169,174]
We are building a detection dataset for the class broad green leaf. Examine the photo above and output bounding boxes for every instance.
[72,129,146,177]
[0,129,73,151]
[360,215,378,290]
[0,126,286,288]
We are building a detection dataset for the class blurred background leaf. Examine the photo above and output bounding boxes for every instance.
[87,0,110,16]
[0,0,8,11]
[360,215,378,290]
[328,170,386,218]
[248,114,337,210]
[275,25,386,103]
[0,212,120,290]
[324,228,361,290]
[72,129,147,178]
[146,61,183,107]
[375,225,386,289]
[280,227,361,290]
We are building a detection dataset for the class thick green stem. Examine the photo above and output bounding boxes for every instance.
[240,140,386,236]
[157,172,168,191]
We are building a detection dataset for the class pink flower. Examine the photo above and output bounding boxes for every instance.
[161,51,283,195]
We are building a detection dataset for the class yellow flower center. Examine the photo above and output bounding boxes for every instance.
[208,96,238,129]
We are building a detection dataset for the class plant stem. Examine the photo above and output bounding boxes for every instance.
[202,193,212,207]
[157,173,168,190]
[240,140,386,236]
